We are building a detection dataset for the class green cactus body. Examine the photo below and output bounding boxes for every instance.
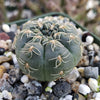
[15,16,82,81]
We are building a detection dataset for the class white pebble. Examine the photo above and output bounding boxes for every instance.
[88,45,94,51]
[78,84,91,95]
[2,90,12,100]
[94,56,100,62]
[21,75,29,83]
[88,78,98,92]
[2,24,10,33]
[2,62,10,69]
[93,43,100,52]
[10,24,17,32]
[87,10,96,20]
[59,95,73,100]
[93,92,100,100]
[48,81,56,88]
[86,35,94,44]
[12,54,18,65]
[86,0,99,10]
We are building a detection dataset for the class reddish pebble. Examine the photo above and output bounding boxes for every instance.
[0,32,10,41]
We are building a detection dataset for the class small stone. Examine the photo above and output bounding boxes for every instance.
[0,80,13,92]
[12,84,28,100]
[53,81,71,98]
[87,10,96,20]
[78,84,91,95]
[0,48,5,55]
[24,81,42,95]
[48,81,56,88]
[93,43,100,52]
[88,78,98,92]
[71,81,80,93]
[0,40,8,50]
[65,67,80,83]
[81,78,86,84]
[86,35,94,44]
[2,62,10,69]
[2,90,12,100]
[21,75,29,83]
[88,45,94,51]
[59,95,73,100]
[0,32,10,41]
[78,67,84,77]
[0,69,4,78]
[0,65,6,72]
[8,68,22,85]
[84,66,98,79]
[94,56,100,62]
[2,24,10,33]
[93,61,100,75]
[6,39,12,50]
[10,24,17,32]
[93,92,100,99]
[78,93,85,100]
[7,31,15,42]
[25,96,40,100]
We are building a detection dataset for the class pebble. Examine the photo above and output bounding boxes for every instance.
[84,66,98,79]
[25,96,40,100]
[78,67,84,77]
[2,62,10,69]
[7,31,15,41]
[2,24,10,33]
[0,69,4,78]
[71,81,80,93]
[1,90,12,100]
[24,81,42,95]
[0,80,13,92]
[12,84,28,100]
[48,81,56,88]
[78,84,91,95]
[6,39,12,50]
[94,56,100,62]
[21,75,29,83]
[87,10,96,20]
[0,40,8,50]
[93,92,100,99]
[10,24,17,32]
[8,68,22,85]
[93,43,100,52]
[88,45,94,51]
[59,95,73,100]
[0,48,5,55]
[65,67,80,83]
[0,32,10,41]
[86,35,94,44]
[88,78,98,92]
[78,93,85,100]
[52,81,71,98]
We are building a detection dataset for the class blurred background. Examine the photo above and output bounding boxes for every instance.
[0,0,100,37]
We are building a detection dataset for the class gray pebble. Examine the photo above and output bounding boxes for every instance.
[84,66,98,79]
[0,80,13,92]
[25,96,40,100]
[8,68,22,84]
[52,81,71,98]
[24,81,42,95]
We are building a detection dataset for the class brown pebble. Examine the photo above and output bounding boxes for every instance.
[0,40,8,50]
[71,81,80,93]
[0,65,6,72]
[0,69,4,78]
[0,32,10,41]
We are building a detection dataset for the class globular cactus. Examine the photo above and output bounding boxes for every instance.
[15,16,82,81]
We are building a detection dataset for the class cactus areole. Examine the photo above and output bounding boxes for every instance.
[15,16,82,81]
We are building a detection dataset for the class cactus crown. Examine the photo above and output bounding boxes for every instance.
[15,16,82,81]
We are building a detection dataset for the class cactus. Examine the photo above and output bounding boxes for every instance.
[15,16,82,81]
